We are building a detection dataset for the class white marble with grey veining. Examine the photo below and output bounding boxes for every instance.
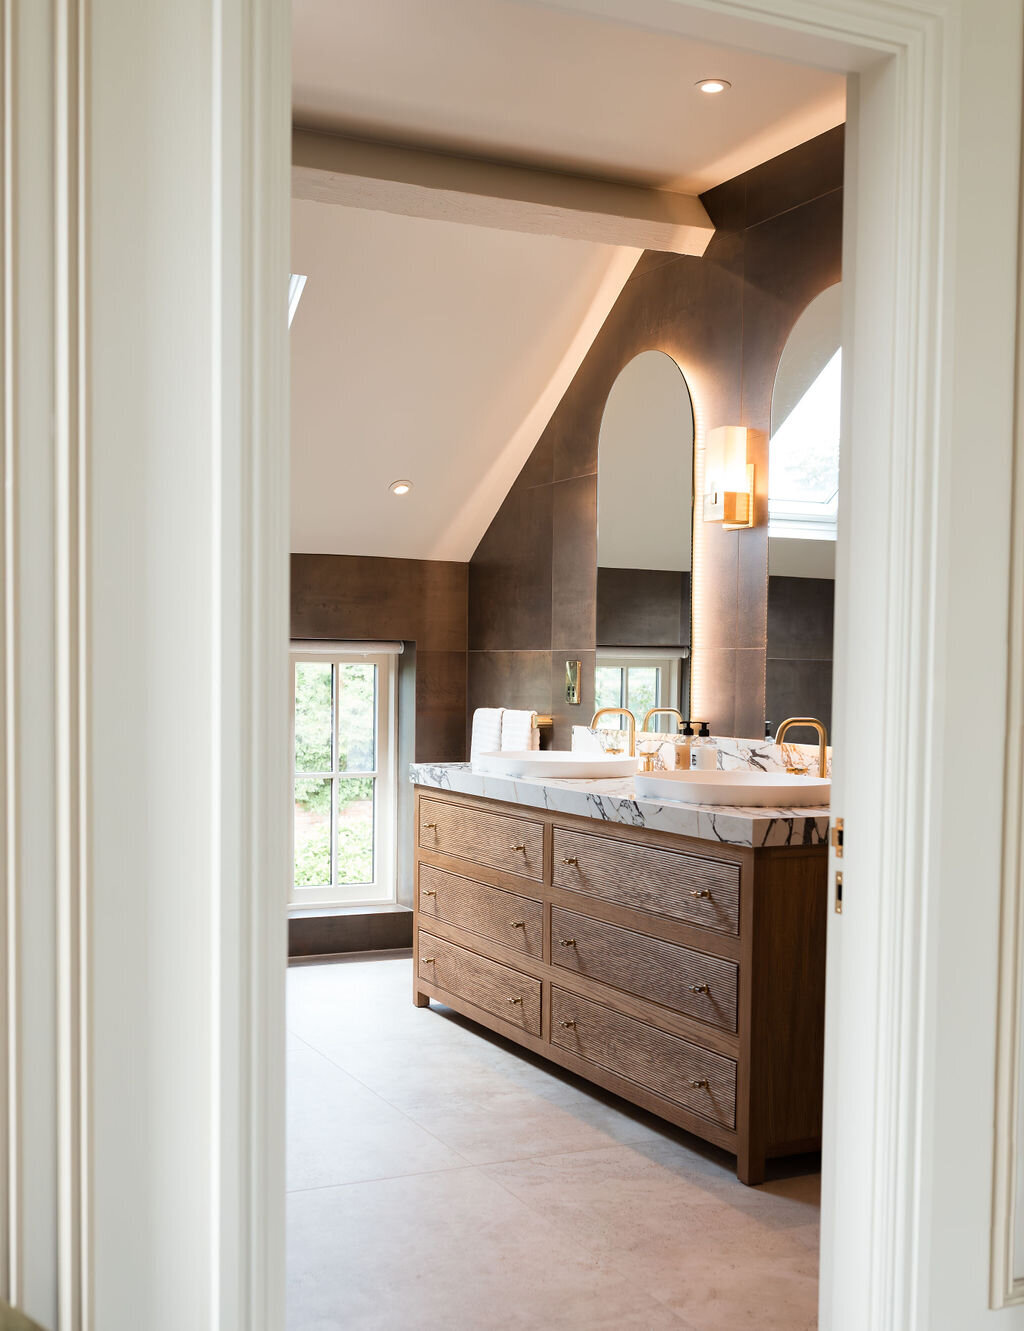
[410,761,830,849]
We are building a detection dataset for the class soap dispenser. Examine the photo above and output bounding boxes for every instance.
[691,722,717,771]
[675,722,695,772]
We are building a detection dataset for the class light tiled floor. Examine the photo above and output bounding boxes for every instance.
[287,951,820,1330]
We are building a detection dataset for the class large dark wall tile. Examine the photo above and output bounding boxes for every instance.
[552,475,597,647]
[742,125,844,228]
[466,650,552,715]
[469,484,553,651]
[597,567,687,647]
[292,554,467,654]
[766,658,834,739]
[415,651,468,762]
[467,126,844,736]
[768,576,835,660]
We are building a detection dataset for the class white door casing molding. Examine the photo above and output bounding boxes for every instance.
[2,1,290,1329]
[992,49,1024,1309]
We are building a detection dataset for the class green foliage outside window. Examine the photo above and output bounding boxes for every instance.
[293,662,377,889]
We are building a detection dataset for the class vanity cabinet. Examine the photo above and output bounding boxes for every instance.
[412,786,827,1185]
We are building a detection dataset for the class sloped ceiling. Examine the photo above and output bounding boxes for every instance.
[290,0,846,561]
[290,199,639,559]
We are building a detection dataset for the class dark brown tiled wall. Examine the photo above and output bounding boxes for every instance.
[468,126,843,739]
[766,575,835,738]
[291,553,468,763]
[597,568,691,649]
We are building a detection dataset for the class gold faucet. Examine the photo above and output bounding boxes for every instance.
[590,707,637,758]
[641,707,685,733]
[775,717,829,776]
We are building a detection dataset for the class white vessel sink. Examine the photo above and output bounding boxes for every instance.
[473,750,638,779]
[634,769,830,807]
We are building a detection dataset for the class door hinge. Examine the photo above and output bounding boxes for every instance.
[835,870,843,915]
[831,817,844,858]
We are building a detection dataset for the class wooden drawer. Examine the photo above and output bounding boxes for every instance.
[418,864,543,957]
[552,826,739,934]
[417,931,541,1036]
[551,907,738,1032]
[419,797,544,882]
[551,988,736,1129]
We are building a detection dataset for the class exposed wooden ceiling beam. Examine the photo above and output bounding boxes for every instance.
[292,128,714,256]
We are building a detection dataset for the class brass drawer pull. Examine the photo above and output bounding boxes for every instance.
[510,843,527,853]
[690,889,712,900]
[423,889,437,898]
[690,1078,710,1090]
[422,956,435,963]
[510,920,526,929]
[559,938,577,948]
[562,856,579,866]
[559,1019,577,1030]
[507,996,523,1005]
[423,822,438,830]
[688,983,710,995]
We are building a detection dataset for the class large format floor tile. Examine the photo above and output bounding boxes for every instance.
[287,951,820,1329]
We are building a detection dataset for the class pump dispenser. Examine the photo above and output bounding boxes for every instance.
[692,722,717,771]
[675,722,695,772]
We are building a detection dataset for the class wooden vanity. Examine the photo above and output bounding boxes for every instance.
[412,783,828,1185]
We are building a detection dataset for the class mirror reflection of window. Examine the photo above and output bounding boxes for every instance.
[596,350,695,723]
[769,283,842,540]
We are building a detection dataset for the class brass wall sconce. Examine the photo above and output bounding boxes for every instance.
[703,425,754,529]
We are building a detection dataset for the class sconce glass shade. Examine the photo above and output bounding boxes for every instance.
[704,425,754,528]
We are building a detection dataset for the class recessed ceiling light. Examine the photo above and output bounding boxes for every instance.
[389,479,413,496]
[696,78,731,94]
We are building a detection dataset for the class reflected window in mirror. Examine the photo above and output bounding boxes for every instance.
[595,653,684,722]
[769,282,841,541]
[597,350,695,721]
[767,281,840,742]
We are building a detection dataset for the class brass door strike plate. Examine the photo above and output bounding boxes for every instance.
[565,660,581,705]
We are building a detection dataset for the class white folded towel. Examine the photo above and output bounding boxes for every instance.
[501,710,539,752]
[470,708,504,762]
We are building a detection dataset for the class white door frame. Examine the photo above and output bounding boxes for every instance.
[4,0,1023,1328]
[2,1,289,1328]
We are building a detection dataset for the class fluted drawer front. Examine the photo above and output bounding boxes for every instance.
[553,827,739,934]
[418,864,543,957]
[551,988,736,1129]
[419,798,544,881]
[417,931,541,1036]
[551,907,738,1032]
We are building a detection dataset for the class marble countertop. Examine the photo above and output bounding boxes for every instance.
[410,762,830,849]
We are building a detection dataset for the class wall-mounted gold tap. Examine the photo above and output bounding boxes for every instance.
[641,707,685,733]
[775,716,829,776]
[590,707,637,757]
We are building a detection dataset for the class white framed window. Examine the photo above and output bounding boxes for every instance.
[594,650,686,723]
[289,643,398,908]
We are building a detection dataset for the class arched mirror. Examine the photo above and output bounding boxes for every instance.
[767,281,841,738]
[595,350,694,725]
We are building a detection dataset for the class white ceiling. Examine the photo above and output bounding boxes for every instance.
[293,0,845,194]
[290,199,638,559]
[290,0,846,561]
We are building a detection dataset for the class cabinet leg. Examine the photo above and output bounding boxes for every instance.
[413,991,430,1009]
[737,1144,766,1187]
